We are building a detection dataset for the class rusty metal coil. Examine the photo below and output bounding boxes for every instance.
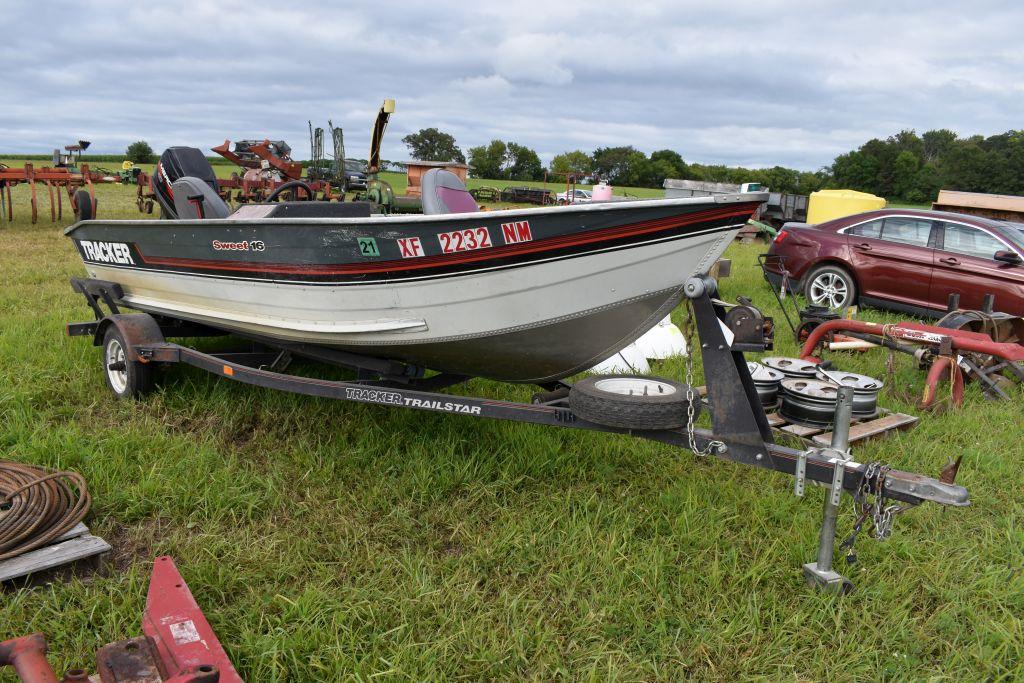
[0,462,90,561]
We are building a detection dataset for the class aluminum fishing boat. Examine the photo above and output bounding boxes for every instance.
[65,157,765,382]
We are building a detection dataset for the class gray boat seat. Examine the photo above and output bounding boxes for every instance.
[171,176,231,219]
[421,168,478,215]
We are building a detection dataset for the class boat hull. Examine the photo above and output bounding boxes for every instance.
[66,196,761,382]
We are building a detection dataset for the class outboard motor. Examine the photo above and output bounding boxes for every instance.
[152,147,226,219]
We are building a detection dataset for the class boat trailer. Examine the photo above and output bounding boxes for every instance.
[0,557,241,683]
[66,275,970,593]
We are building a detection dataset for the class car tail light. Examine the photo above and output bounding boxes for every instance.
[774,229,788,243]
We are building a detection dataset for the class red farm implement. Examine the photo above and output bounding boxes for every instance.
[135,138,341,215]
[0,163,110,224]
[0,557,241,682]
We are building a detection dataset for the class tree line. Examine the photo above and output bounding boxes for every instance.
[401,126,1024,201]
[27,127,1015,202]
[831,129,1024,203]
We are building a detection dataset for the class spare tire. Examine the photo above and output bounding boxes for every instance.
[569,375,698,430]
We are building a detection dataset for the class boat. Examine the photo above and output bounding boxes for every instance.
[65,152,765,383]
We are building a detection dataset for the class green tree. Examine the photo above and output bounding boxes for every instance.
[401,128,465,163]
[467,140,508,179]
[649,149,687,180]
[506,143,543,181]
[922,129,958,163]
[830,149,880,193]
[892,150,920,199]
[550,150,593,178]
[592,146,644,185]
[125,140,154,164]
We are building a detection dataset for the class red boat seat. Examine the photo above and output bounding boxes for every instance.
[421,168,478,215]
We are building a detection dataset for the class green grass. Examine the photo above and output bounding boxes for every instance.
[1,182,1023,680]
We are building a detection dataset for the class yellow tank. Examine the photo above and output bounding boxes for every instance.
[121,160,135,170]
[807,189,886,224]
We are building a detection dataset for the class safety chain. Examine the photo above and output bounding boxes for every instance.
[840,461,907,563]
[682,302,725,458]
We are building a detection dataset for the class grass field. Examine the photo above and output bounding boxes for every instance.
[1,181,1022,680]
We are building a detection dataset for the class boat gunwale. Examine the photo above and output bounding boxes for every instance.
[63,193,769,235]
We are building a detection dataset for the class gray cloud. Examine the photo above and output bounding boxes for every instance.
[2,0,1022,170]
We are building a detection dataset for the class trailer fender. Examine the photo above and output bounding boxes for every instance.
[93,314,165,361]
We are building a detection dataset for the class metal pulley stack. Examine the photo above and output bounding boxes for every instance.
[814,368,882,418]
[747,361,785,407]
[778,368,883,427]
[761,356,818,379]
[779,379,844,427]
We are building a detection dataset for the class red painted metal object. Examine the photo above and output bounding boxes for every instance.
[0,557,240,682]
[0,634,58,683]
[920,355,965,409]
[0,162,109,224]
[211,140,303,181]
[142,556,242,682]
[800,319,1024,363]
[800,318,1024,409]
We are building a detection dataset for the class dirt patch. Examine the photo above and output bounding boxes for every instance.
[104,516,171,573]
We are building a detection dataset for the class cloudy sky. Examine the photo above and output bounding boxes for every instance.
[3,1,1022,170]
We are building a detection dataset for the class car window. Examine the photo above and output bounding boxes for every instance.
[847,219,883,238]
[881,217,933,247]
[941,223,1006,259]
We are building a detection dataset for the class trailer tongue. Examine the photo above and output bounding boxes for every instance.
[67,274,969,594]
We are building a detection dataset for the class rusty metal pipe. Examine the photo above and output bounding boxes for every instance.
[919,355,965,409]
[800,319,1024,362]
[0,634,59,683]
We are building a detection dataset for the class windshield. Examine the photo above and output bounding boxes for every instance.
[344,160,364,173]
[998,222,1024,250]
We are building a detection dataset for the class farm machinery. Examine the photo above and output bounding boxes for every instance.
[0,142,120,224]
[135,135,347,215]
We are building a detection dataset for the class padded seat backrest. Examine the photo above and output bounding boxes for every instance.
[421,168,478,215]
[153,146,220,219]
[171,177,231,219]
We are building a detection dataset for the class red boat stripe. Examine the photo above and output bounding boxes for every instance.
[137,204,756,275]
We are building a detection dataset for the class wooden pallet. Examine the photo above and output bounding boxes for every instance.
[0,523,111,582]
[766,409,918,447]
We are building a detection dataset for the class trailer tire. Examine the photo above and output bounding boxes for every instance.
[74,189,94,221]
[569,375,697,430]
[102,326,153,399]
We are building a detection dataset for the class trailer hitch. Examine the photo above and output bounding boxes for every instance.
[681,275,969,591]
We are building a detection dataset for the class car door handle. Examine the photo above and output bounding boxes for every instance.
[940,256,960,265]
[854,243,872,251]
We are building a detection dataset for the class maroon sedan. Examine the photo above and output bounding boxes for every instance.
[764,208,1024,316]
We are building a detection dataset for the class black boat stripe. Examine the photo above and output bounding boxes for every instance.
[136,204,753,277]
[79,222,743,286]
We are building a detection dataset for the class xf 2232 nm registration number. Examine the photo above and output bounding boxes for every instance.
[437,227,492,254]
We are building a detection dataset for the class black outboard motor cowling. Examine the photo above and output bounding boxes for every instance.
[152,147,219,219]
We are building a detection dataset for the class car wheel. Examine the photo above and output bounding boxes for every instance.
[804,265,856,310]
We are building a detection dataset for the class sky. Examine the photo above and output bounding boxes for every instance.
[2,0,1022,171]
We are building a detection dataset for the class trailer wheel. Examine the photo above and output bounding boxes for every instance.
[74,189,94,221]
[569,375,697,430]
[102,326,153,399]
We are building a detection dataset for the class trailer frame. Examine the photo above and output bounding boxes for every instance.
[66,275,970,591]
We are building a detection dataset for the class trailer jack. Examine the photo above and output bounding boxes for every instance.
[0,557,241,683]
